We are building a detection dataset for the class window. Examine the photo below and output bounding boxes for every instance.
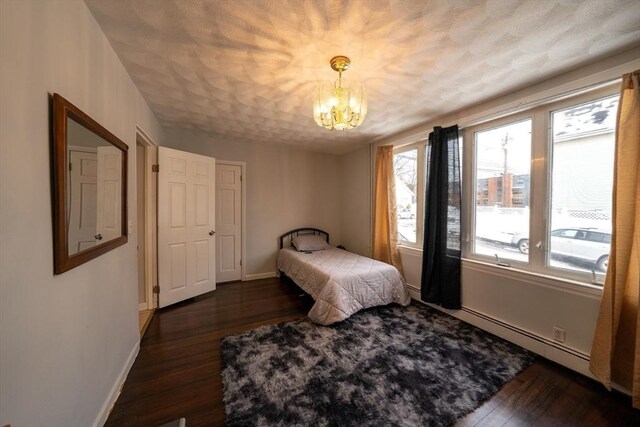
[463,87,618,286]
[390,85,617,287]
[548,94,618,275]
[473,119,531,263]
[393,148,418,244]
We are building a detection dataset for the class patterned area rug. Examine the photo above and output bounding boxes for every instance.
[221,303,535,426]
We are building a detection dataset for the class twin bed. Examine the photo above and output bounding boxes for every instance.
[277,228,410,325]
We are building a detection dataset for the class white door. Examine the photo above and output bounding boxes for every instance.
[216,163,242,282]
[158,147,216,308]
[68,149,98,254]
[96,146,123,242]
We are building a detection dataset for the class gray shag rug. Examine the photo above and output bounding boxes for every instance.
[221,303,535,426]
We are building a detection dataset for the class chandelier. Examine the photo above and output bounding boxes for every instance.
[313,56,367,131]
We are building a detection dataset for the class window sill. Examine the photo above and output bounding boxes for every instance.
[462,258,604,298]
[396,245,603,298]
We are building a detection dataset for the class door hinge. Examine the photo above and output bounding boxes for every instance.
[153,285,160,294]
[240,259,242,266]
[152,164,159,173]
[69,162,72,171]
[240,174,242,182]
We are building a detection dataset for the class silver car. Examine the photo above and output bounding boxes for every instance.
[550,228,611,271]
[518,228,611,271]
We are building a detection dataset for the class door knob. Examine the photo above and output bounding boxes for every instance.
[209,230,215,236]
[94,233,103,240]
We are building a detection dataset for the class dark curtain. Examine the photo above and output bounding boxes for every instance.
[421,125,462,309]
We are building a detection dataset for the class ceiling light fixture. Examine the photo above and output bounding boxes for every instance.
[313,56,367,131]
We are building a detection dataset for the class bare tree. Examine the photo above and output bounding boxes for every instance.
[394,152,417,194]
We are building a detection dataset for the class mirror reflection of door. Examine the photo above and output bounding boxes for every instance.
[66,117,122,256]
[67,148,98,254]
[96,146,122,243]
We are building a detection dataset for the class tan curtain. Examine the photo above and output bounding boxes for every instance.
[372,145,404,276]
[590,70,640,408]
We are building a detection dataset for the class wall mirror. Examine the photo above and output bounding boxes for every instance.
[52,93,128,274]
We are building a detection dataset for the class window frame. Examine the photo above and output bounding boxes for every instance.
[393,144,424,249]
[463,86,618,285]
[465,113,535,267]
[543,91,618,283]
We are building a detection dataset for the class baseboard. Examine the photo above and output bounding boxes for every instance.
[93,341,140,427]
[406,285,593,377]
[244,271,277,281]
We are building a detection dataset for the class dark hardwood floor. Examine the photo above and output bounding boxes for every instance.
[106,278,639,427]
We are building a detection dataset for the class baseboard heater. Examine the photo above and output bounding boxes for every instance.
[459,305,590,361]
[409,285,640,399]
[405,284,590,362]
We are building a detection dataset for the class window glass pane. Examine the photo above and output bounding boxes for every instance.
[474,119,531,262]
[394,149,418,243]
[549,95,618,276]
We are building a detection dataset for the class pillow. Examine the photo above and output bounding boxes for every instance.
[292,234,330,252]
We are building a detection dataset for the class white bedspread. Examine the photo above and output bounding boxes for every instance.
[277,247,411,325]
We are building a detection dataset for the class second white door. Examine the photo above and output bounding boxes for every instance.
[216,163,242,282]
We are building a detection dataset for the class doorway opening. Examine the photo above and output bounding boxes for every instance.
[136,128,158,336]
[215,160,246,283]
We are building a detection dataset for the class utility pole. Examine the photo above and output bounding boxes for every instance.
[502,133,512,207]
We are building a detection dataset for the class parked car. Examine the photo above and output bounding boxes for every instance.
[398,207,416,219]
[478,230,529,254]
[516,228,611,271]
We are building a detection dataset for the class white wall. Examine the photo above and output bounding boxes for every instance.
[339,145,372,257]
[162,128,344,276]
[0,1,165,426]
[360,48,640,373]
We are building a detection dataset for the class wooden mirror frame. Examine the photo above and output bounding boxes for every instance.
[52,93,128,274]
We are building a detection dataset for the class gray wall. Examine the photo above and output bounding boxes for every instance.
[340,146,372,257]
[0,1,165,426]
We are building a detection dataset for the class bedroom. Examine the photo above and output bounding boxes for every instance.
[0,0,639,426]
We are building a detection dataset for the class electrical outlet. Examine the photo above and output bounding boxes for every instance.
[553,326,566,343]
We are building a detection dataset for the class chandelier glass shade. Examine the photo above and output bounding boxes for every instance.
[313,56,367,131]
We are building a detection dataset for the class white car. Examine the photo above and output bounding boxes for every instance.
[517,228,611,271]
[398,208,415,219]
[549,228,611,271]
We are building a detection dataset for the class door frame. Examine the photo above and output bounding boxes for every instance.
[136,126,158,310]
[216,160,247,281]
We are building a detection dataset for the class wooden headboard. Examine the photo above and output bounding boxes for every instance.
[279,228,330,249]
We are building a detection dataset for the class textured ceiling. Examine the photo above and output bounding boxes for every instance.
[85,0,640,154]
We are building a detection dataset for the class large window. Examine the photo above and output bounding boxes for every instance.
[464,88,618,285]
[391,86,618,287]
[473,119,531,263]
